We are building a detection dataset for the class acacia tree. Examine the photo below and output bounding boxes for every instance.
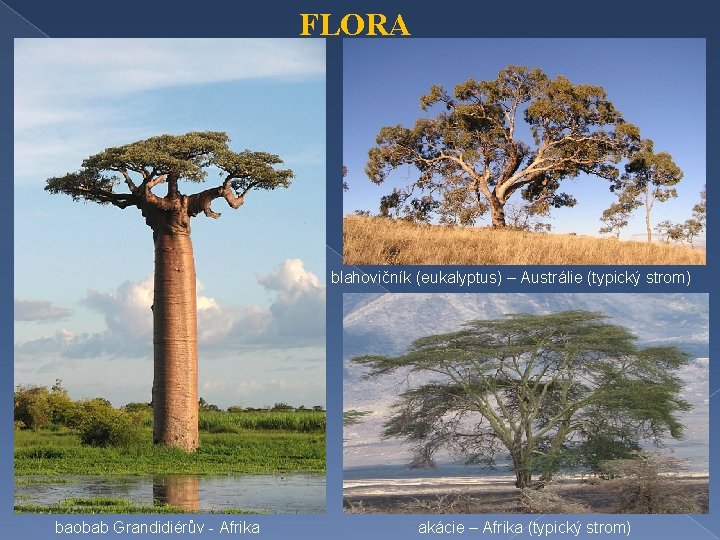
[352,311,690,489]
[46,131,293,451]
[608,139,683,242]
[366,66,640,228]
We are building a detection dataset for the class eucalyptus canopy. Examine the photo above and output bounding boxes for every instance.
[607,138,683,242]
[366,66,640,227]
[353,311,690,488]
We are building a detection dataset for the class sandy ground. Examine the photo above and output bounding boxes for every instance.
[343,474,709,514]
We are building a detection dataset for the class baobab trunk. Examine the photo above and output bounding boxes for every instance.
[152,230,199,452]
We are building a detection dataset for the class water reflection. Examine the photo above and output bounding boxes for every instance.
[153,475,199,510]
[15,473,325,513]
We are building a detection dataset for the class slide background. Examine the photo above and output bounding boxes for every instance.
[2,1,716,538]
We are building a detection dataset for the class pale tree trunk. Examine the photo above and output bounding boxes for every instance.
[489,195,507,228]
[510,449,533,488]
[645,184,653,243]
[152,230,199,452]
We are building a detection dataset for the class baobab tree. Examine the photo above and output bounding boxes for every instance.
[46,131,293,451]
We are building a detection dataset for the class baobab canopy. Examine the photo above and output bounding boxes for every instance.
[45,131,294,451]
[45,131,293,222]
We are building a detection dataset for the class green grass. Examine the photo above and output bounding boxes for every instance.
[16,497,262,514]
[198,410,326,433]
[15,423,325,476]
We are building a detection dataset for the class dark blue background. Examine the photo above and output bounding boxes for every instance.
[1,1,716,538]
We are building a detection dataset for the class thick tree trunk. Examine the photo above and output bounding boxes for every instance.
[152,231,199,451]
[489,197,507,228]
[515,469,533,489]
[510,449,533,488]
[152,475,199,511]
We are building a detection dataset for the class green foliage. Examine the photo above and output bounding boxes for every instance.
[599,189,642,239]
[353,311,691,488]
[16,497,261,514]
[271,402,294,411]
[122,402,152,414]
[608,138,683,242]
[14,427,325,476]
[655,189,705,248]
[14,381,77,430]
[13,388,326,475]
[343,410,371,427]
[198,397,221,412]
[692,186,706,227]
[74,399,143,447]
[198,410,325,433]
[45,131,293,217]
[367,66,640,227]
[226,406,245,413]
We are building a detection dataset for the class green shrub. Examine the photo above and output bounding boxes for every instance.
[121,402,152,414]
[75,399,143,447]
[226,406,245,413]
[599,453,703,513]
[14,380,78,430]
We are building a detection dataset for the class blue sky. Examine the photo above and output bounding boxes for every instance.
[14,39,326,408]
[343,39,706,240]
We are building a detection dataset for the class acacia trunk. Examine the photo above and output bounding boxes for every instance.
[152,231,199,451]
[510,449,533,488]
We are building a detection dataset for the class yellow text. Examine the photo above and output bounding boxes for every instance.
[300,13,411,37]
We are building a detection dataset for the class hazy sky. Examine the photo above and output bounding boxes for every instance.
[343,39,706,239]
[14,39,326,408]
[343,293,709,474]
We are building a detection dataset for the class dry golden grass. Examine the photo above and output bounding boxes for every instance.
[343,216,706,265]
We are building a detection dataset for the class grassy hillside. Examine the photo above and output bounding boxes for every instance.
[343,216,706,265]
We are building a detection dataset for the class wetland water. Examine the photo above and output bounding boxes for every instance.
[15,473,325,513]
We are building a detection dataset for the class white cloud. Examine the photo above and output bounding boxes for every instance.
[15,258,325,360]
[236,258,326,347]
[14,299,72,322]
[14,38,325,182]
[15,274,227,360]
[14,39,325,131]
[258,258,321,291]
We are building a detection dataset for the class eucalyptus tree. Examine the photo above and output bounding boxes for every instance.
[352,311,690,488]
[609,138,683,242]
[599,190,641,239]
[366,66,640,228]
[46,131,293,451]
